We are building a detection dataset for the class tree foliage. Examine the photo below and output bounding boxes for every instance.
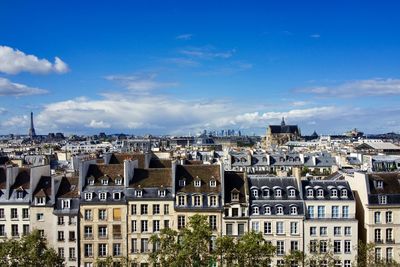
[0,230,63,267]
[356,240,400,267]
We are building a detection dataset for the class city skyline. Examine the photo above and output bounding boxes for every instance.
[1,1,400,135]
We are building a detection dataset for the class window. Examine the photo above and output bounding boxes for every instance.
[153,204,160,215]
[153,220,160,232]
[131,204,137,215]
[377,180,384,188]
[36,197,45,205]
[310,240,317,253]
[342,206,349,218]
[344,240,351,253]
[310,227,316,236]
[379,195,387,204]
[276,241,285,255]
[0,208,4,219]
[226,224,233,235]
[88,178,94,185]
[98,244,107,257]
[69,231,76,241]
[291,241,299,251]
[113,208,121,221]
[344,227,351,236]
[38,230,44,237]
[332,206,339,218]
[290,206,297,215]
[194,180,201,187]
[317,206,325,218]
[178,216,185,229]
[113,192,121,200]
[58,231,65,241]
[209,216,217,230]
[84,244,93,257]
[99,192,107,201]
[320,227,327,236]
[113,225,121,238]
[84,210,92,220]
[334,240,341,253]
[194,195,201,206]
[307,189,314,198]
[61,199,70,209]
[210,195,217,207]
[69,247,76,260]
[334,227,341,236]
[386,228,393,241]
[115,178,123,185]
[317,189,324,198]
[164,204,169,215]
[288,189,296,198]
[232,208,238,217]
[308,206,314,218]
[141,220,148,232]
[99,226,107,238]
[178,195,186,206]
[210,180,216,187]
[252,206,259,215]
[131,238,138,253]
[264,222,272,234]
[99,209,107,220]
[264,206,271,215]
[11,224,18,237]
[84,226,93,238]
[331,189,338,197]
[141,205,148,215]
[164,220,170,229]
[58,248,64,258]
[11,208,18,219]
[23,224,29,235]
[344,260,351,267]
[158,190,166,197]
[276,206,284,215]
[141,238,149,253]
[387,247,393,262]
[131,220,137,232]
[135,190,142,197]
[252,189,258,198]
[113,243,121,256]
[375,212,381,223]
[320,240,328,253]
[375,229,382,242]
[334,261,341,267]
[375,248,382,262]
[36,213,44,221]
[252,221,260,232]
[290,222,298,235]
[341,189,348,198]
[231,192,239,201]
[276,221,284,234]
[238,223,245,236]
[179,179,186,187]
[386,211,393,223]
[22,208,29,219]
[275,189,282,197]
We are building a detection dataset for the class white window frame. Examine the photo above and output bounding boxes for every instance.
[99,192,107,201]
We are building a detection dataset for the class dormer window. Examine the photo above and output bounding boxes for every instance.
[194,180,201,187]
[252,206,259,215]
[210,179,216,187]
[264,206,271,215]
[159,190,166,197]
[17,191,24,199]
[317,189,324,198]
[36,197,46,205]
[290,206,298,215]
[276,206,284,215]
[252,189,258,198]
[307,189,314,198]
[331,189,338,198]
[113,192,121,200]
[231,191,239,201]
[179,179,186,187]
[101,178,109,185]
[115,177,123,185]
[288,189,296,198]
[377,180,384,189]
[178,195,186,206]
[84,192,92,201]
[135,190,142,197]
[275,189,282,198]
[88,177,95,185]
[61,199,70,209]
[263,189,270,197]
[379,195,387,204]
[341,189,348,198]
[99,192,107,201]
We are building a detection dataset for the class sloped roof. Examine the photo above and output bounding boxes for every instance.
[33,176,51,197]
[269,125,299,134]
[224,171,246,203]
[11,168,30,189]
[109,153,146,168]
[149,159,172,168]
[176,165,221,193]
[368,172,400,195]
[130,168,172,188]
[57,176,79,198]
[86,164,124,185]
[0,167,6,189]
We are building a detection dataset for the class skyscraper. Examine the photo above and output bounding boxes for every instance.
[28,112,36,139]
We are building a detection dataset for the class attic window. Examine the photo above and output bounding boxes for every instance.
[288,189,296,198]
[341,189,348,198]
[275,189,282,198]
[307,189,314,198]
[159,190,166,197]
[101,177,109,185]
[377,180,384,189]
[331,189,338,198]
[99,192,107,201]
[88,179,94,185]
[84,192,92,201]
[179,179,186,187]
[252,189,258,198]
[135,190,142,197]
[379,195,387,204]
[36,197,45,205]
[17,191,24,199]
[115,177,123,185]
[194,180,201,187]
[113,192,121,200]
[210,180,216,187]
[317,189,324,198]
[231,192,239,201]
[61,199,70,209]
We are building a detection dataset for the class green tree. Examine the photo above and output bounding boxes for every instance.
[149,227,181,266]
[356,240,400,267]
[236,231,276,267]
[283,250,305,267]
[305,240,340,267]
[0,229,63,267]
[95,255,137,267]
[215,235,237,266]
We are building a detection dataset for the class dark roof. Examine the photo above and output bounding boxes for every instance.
[184,160,203,165]
[149,159,172,168]
[33,176,51,197]
[57,176,79,198]
[269,125,299,134]
[224,171,247,203]
[11,168,30,189]
[130,168,172,188]
[86,164,124,185]
[248,176,302,200]
[368,172,400,195]
[0,168,6,189]
[301,180,354,200]
[176,165,221,193]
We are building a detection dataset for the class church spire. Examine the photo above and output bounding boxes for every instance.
[281,116,286,126]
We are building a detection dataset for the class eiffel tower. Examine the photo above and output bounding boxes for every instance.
[28,112,36,140]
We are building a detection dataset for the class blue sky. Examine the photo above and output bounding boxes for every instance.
[1,1,400,136]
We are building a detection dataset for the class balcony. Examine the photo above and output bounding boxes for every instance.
[375,239,383,244]
[68,257,77,261]
[98,234,108,239]
[386,239,395,244]
[69,238,76,242]
[84,234,93,240]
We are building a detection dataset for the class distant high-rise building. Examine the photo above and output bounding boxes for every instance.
[28,112,36,139]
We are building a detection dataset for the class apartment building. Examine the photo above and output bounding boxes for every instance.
[248,176,305,266]
[222,171,249,237]
[346,172,400,263]
[302,180,357,267]
[126,167,175,264]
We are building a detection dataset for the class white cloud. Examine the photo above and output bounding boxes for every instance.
[86,120,111,129]
[298,78,400,97]
[0,45,69,74]
[0,107,6,115]
[176,34,193,40]
[310,34,321,38]
[105,74,178,92]
[180,47,236,59]
[290,101,310,107]
[0,78,48,96]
